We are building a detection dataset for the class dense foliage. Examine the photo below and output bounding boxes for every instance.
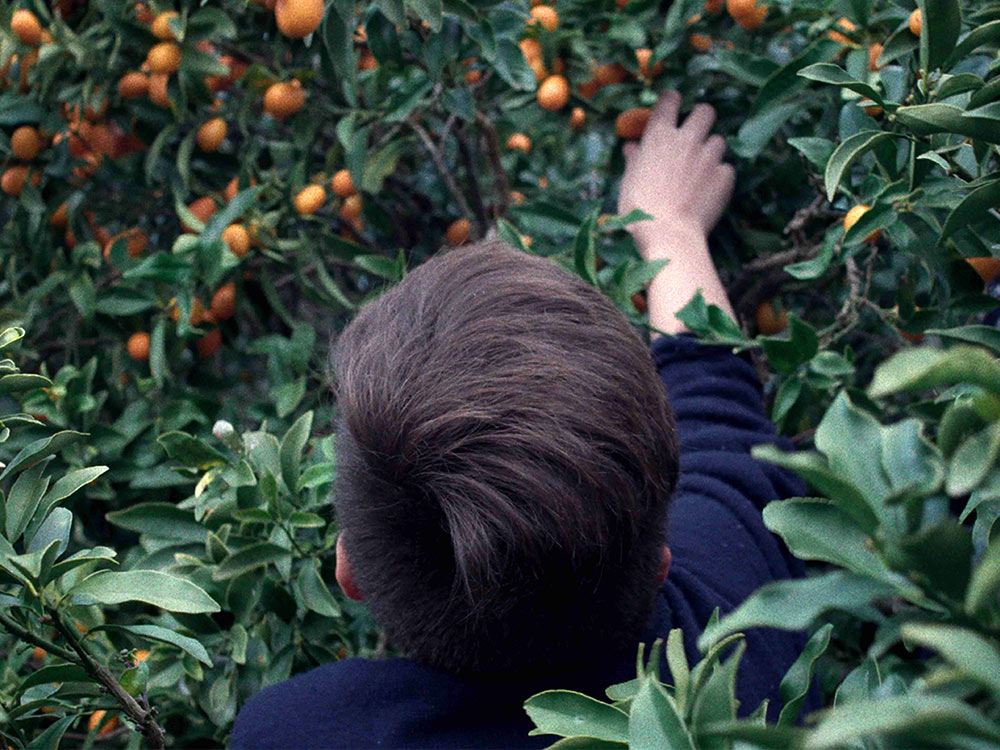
[1,0,999,746]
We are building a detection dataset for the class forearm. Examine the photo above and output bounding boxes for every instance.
[638,226,736,338]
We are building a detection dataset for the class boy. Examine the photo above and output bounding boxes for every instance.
[231,91,808,748]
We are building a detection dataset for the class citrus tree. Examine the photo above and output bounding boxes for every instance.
[1,0,999,746]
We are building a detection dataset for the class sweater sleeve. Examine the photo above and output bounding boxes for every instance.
[651,333,809,716]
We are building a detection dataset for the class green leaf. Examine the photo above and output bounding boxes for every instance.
[807,694,1000,747]
[491,39,537,91]
[798,63,884,105]
[158,431,228,470]
[825,131,900,201]
[948,20,1000,67]
[665,628,689,715]
[280,411,313,493]
[948,423,1000,496]
[816,392,891,508]
[901,623,1000,700]
[0,373,50,394]
[777,624,832,725]
[19,663,93,692]
[869,346,1000,399]
[41,466,108,510]
[295,559,341,617]
[320,3,355,89]
[691,640,745,748]
[89,623,212,666]
[212,542,293,581]
[763,499,892,579]
[928,326,1000,355]
[71,570,220,614]
[940,180,1000,245]
[966,536,1000,616]
[751,38,842,116]
[698,571,897,652]
[524,691,629,742]
[916,0,962,73]
[5,460,49,542]
[895,103,1000,145]
[26,715,75,749]
[408,0,443,31]
[107,502,208,542]
[201,186,264,247]
[894,520,973,602]
[787,137,836,170]
[629,677,694,750]
[751,445,879,534]
[27,507,72,556]
[0,431,85,483]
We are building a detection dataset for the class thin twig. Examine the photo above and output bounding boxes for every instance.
[0,610,78,663]
[407,116,474,221]
[453,122,489,238]
[475,112,509,219]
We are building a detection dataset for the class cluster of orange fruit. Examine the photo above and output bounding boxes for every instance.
[290,169,364,236]
[126,282,237,363]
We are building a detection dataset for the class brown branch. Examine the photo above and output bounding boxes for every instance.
[475,112,509,219]
[407,116,474,221]
[49,610,166,749]
[453,122,489,238]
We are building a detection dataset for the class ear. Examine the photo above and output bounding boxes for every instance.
[335,533,364,601]
[656,545,672,586]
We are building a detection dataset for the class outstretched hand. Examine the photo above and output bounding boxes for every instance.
[618,91,735,257]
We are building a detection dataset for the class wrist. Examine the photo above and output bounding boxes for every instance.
[628,218,706,259]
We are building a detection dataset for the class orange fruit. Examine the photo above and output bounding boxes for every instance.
[616,0,631,8]
[967,258,1000,285]
[196,117,227,151]
[148,73,171,107]
[357,48,377,71]
[134,649,151,662]
[569,106,586,129]
[104,228,148,260]
[147,42,181,74]
[331,169,356,198]
[50,202,69,228]
[445,217,471,245]
[509,190,526,205]
[168,297,209,325]
[340,193,362,221]
[224,175,256,201]
[31,646,46,661]
[632,291,648,314]
[635,48,663,78]
[295,184,326,215]
[520,234,533,248]
[843,204,880,242]
[827,17,857,45]
[506,132,532,153]
[908,9,922,36]
[151,11,179,40]
[263,80,305,118]
[11,126,44,160]
[1,166,38,196]
[705,0,725,12]
[275,0,324,38]
[88,711,120,736]
[577,78,601,99]
[183,196,217,232]
[211,282,237,320]
[863,104,883,117]
[11,10,42,46]
[126,332,150,362]
[727,0,768,30]
[464,68,482,85]
[519,38,542,63]
[528,5,558,32]
[593,62,628,87]
[222,223,251,257]
[196,328,222,358]
[118,71,149,98]
[615,107,651,139]
[135,3,155,24]
[537,74,569,110]
[756,300,787,335]
[17,48,38,92]
[689,33,712,52]
[868,43,884,72]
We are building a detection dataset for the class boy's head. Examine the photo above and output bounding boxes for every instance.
[330,241,679,677]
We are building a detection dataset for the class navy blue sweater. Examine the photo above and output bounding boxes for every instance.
[230,334,808,749]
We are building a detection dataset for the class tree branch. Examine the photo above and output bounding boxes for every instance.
[475,112,509,219]
[407,116,474,222]
[453,122,489,238]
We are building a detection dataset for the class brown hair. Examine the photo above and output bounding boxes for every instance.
[330,241,679,676]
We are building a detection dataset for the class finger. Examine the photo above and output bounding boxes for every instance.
[622,142,639,162]
[649,89,682,130]
[700,134,728,166]
[715,163,736,207]
[680,103,717,142]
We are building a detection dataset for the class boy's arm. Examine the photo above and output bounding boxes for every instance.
[618,91,736,337]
